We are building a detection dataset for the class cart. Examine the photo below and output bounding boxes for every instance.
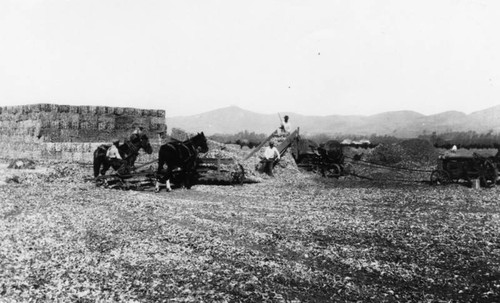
[196,157,245,185]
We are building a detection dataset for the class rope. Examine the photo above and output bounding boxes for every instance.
[346,171,430,184]
[344,156,435,173]
[340,156,434,183]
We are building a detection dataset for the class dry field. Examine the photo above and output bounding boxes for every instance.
[1,161,499,302]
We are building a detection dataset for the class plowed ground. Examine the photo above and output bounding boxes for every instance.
[1,162,499,302]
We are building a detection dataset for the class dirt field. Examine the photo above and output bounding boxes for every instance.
[1,160,499,302]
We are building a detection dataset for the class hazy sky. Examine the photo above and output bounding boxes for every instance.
[1,0,500,117]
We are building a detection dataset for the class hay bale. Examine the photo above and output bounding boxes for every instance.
[69,106,79,114]
[59,105,70,113]
[97,106,107,114]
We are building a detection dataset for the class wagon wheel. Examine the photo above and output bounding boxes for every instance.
[323,164,342,178]
[479,160,498,188]
[430,169,451,185]
[311,164,322,175]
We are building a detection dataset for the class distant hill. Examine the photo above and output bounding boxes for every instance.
[166,105,500,138]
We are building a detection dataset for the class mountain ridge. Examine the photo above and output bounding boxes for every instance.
[166,105,500,138]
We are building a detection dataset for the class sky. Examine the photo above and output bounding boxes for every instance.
[1,0,500,117]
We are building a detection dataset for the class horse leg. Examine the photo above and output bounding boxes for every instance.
[101,161,111,176]
[93,157,101,178]
[155,173,169,193]
[165,169,172,192]
[129,154,138,169]
[155,175,166,193]
[155,155,166,193]
[160,167,172,192]
[184,171,192,189]
[183,167,196,189]
[155,176,161,192]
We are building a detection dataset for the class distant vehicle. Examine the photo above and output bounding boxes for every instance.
[431,153,499,187]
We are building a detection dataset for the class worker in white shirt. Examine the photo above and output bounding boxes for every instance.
[278,115,291,135]
[106,140,126,173]
[262,141,280,177]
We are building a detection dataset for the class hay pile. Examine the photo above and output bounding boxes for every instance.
[197,135,301,183]
[351,139,438,182]
[367,139,438,168]
[169,128,302,183]
[399,138,439,166]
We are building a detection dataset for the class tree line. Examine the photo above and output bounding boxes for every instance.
[209,130,267,148]
[210,130,500,150]
[418,131,500,149]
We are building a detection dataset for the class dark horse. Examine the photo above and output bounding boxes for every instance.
[155,132,209,192]
[93,133,153,177]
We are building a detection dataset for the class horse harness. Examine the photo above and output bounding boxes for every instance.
[124,140,140,157]
[166,142,197,165]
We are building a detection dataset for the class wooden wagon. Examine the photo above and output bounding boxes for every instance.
[195,157,245,185]
[94,157,245,190]
[93,161,157,190]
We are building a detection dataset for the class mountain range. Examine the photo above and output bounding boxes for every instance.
[166,105,500,138]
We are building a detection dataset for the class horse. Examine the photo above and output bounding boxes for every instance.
[155,132,209,192]
[93,133,153,177]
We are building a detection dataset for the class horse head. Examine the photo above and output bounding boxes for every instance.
[131,133,153,154]
[192,132,209,153]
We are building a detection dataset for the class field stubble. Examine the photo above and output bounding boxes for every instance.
[0,161,499,302]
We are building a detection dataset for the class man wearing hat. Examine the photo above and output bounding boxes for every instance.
[278,115,291,135]
[262,141,280,177]
[130,126,144,142]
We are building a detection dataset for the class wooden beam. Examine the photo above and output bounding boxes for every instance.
[242,128,300,161]
[243,130,277,161]
[276,128,299,156]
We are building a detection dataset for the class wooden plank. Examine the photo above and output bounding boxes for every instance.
[243,130,278,161]
[276,128,299,156]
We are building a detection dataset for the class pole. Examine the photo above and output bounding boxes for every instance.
[277,113,283,134]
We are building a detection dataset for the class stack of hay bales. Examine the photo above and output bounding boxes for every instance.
[0,104,166,163]
[170,127,191,141]
[0,104,165,143]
